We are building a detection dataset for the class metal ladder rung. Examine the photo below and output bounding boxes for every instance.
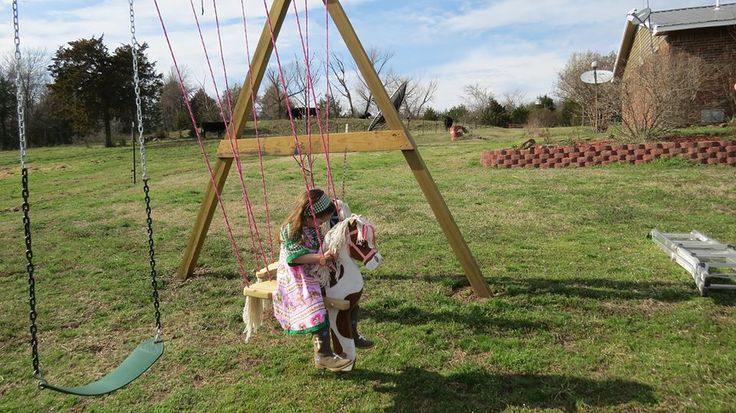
[691,251,734,258]
[707,272,736,277]
[707,284,736,290]
[705,262,736,269]
[664,233,702,239]
[650,229,736,296]
[674,241,729,251]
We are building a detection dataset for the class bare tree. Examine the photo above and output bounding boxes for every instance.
[501,89,527,110]
[462,83,494,125]
[397,76,438,118]
[291,53,323,111]
[159,67,192,137]
[612,52,715,140]
[354,47,394,117]
[328,52,355,116]
[3,48,50,145]
[723,26,736,118]
[555,51,617,129]
[258,66,296,119]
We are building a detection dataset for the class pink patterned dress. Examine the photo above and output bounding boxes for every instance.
[272,224,327,335]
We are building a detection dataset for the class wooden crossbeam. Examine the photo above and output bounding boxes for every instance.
[216,130,412,157]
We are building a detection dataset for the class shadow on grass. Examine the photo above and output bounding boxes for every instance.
[497,275,735,307]
[368,273,709,303]
[361,300,547,333]
[339,366,656,412]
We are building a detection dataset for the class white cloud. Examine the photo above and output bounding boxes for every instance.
[428,48,567,109]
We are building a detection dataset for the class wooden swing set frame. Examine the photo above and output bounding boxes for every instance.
[175,0,491,298]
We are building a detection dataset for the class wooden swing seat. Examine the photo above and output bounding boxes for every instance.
[244,263,350,311]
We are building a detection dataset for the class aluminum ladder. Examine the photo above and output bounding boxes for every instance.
[650,229,736,296]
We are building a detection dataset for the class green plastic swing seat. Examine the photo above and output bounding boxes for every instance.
[39,338,164,396]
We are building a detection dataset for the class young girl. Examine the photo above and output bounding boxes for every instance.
[272,188,353,372]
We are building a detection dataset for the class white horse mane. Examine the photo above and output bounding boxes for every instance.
[323,214,375,256]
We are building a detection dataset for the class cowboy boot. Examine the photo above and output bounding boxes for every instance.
[351,305,375,349]
[312,325,353,372]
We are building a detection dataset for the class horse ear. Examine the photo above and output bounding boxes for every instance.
[336,199,351,221]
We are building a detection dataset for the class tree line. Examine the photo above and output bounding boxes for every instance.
[0,38,444,150]
[6,35,730,150]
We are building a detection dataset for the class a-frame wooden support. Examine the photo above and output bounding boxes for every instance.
[176,0,491,298]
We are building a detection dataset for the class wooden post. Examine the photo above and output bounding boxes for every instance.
[176,0,293,280]
[176,158,233,280]
[326,0,490,297]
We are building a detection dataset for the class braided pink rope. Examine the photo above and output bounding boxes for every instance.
[260,0,326,252]
[240,0,276,264]
[189,0,269,274]
[290,1,338,199]
[153,0,249,283]
[208,0,272,270]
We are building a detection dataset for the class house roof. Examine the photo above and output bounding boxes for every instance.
[648,2,736,34]
[613,3,736,78]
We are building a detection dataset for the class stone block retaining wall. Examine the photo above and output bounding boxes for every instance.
[480,140,736,169]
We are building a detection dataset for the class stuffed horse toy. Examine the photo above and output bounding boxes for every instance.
[242,200,382,371]
[321,201,382,370]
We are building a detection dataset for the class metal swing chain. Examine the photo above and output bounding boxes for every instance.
[341,148,348,200]
[130,0,162,338]
[14,0,43,384]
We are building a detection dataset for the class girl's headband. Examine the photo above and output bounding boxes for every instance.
[304,192,333,216]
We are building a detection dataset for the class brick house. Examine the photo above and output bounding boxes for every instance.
[613,2,736,124]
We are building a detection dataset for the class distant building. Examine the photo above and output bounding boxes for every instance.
[613,2,736,124]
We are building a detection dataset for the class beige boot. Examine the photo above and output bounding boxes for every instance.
[312,327,353,372]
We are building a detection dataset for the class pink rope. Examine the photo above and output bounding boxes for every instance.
[302,0,315,186]
[240,0,276,264]
[324,0,335,200]
[260,0,325,252]
[189,0,269,275]
[290,1,337,200]
[153,0,249,284]
[208,0,272,270]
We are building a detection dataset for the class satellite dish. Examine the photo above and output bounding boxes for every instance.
[368,81,407,131]
[580,70,614,85]
[627,7,651,25]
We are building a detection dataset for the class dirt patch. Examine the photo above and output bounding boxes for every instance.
[451,286,491,304]
[600,298,675,317]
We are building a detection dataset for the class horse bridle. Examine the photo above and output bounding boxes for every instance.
[347,222,378,264]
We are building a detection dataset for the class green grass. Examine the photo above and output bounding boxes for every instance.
[1,126,735,412]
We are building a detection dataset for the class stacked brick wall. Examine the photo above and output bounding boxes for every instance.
[480,140,736,169]
[623,26,736,122]
[666,27,736,117]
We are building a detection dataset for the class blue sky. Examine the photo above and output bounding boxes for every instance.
[1,0,723,110]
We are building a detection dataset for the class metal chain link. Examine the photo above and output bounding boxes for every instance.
[22,170,42,382]
[15,0,43,384]
[14,0,26,169]
[130,0,147,181]
[144,181,162,337]
[341,149,348,200]
[131,0,162,339]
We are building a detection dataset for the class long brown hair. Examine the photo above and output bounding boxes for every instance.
[282,189,335,241]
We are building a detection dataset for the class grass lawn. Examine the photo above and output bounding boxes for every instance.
[1,125,735,412]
